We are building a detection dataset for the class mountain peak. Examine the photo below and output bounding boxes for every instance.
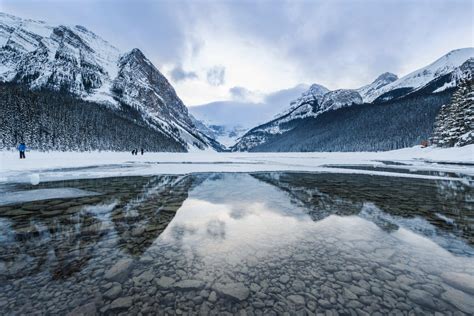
[357,72,397,102]
[306,83,330,99]
[303,83,329,99]
[121,48,155,69]
[276,83,329,118]
[373,72,398,84]
[308,83,329,91]
[130,47,144,56]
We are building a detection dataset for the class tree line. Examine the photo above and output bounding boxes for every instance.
[0,83,186,152]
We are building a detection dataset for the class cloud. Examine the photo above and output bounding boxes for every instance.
[183,0,473,90]
[169,65,198,82]
[206,66,226,86]
[189,84,308,128]
[229,86,250,99]
[3,0,472,104]
[229,86,265,103]
[264,84,309,105]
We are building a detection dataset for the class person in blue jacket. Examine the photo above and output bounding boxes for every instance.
[18,143,26,159]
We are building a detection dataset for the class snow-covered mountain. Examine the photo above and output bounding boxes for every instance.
[231,86,368,152]
[231,84,332,151]
[363,48,474,103]
[357,72,398,102]
[276,84,329,118]
[320,89,363,111]
[232,48,473,152]
[0,12,222,151]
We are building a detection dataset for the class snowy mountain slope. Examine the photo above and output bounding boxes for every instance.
[231,84,370,151]
[0,12,120,103]
[357,72,398,102]
[320,89,363,111]
[276,84,329,118]
[446,57,474,90]
[231,86,367,152]
[0,12,221,152]
[366,48,474,103]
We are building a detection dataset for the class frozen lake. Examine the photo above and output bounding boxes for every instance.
[1,146,474,185]
[0,170,473,314]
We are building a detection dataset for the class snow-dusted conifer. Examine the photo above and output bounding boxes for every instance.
[431,78,473,147]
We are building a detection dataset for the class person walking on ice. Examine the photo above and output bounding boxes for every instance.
[18,143,26,159]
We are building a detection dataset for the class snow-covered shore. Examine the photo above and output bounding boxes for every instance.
[1,145,473,184]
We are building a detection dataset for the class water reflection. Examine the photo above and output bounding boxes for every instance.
[254,172,473,253]
[0,172,472,315]
[0,175,202,282]
[159,174,316,262]
[111,175,206,256]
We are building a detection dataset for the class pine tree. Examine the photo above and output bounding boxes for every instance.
[431,79,474,147]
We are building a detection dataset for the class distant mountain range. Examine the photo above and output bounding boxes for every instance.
[232,48,473,152]
[188,84,309,147]
[0,12,223,152]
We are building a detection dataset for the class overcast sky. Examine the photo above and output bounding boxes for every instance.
[1,0,472,106]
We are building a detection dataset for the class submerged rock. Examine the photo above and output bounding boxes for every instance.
[66,302,96,316]
[287,294,305,305]
[104,259,134,282]
[334,271,352,282]
[174,279,205,290]
[375,268,395,281]
[133,269,155,286]
[213,282,250,301]
[291,280,305,292]
[103,284,122,300]
[441,286,474,314]
[156,276,175,288]
[208,291,217,302]
[109,296,133,311]
[250,283,261,292]
[407,289,436,310]
[279,274,290,284]
[441,272,474,295]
